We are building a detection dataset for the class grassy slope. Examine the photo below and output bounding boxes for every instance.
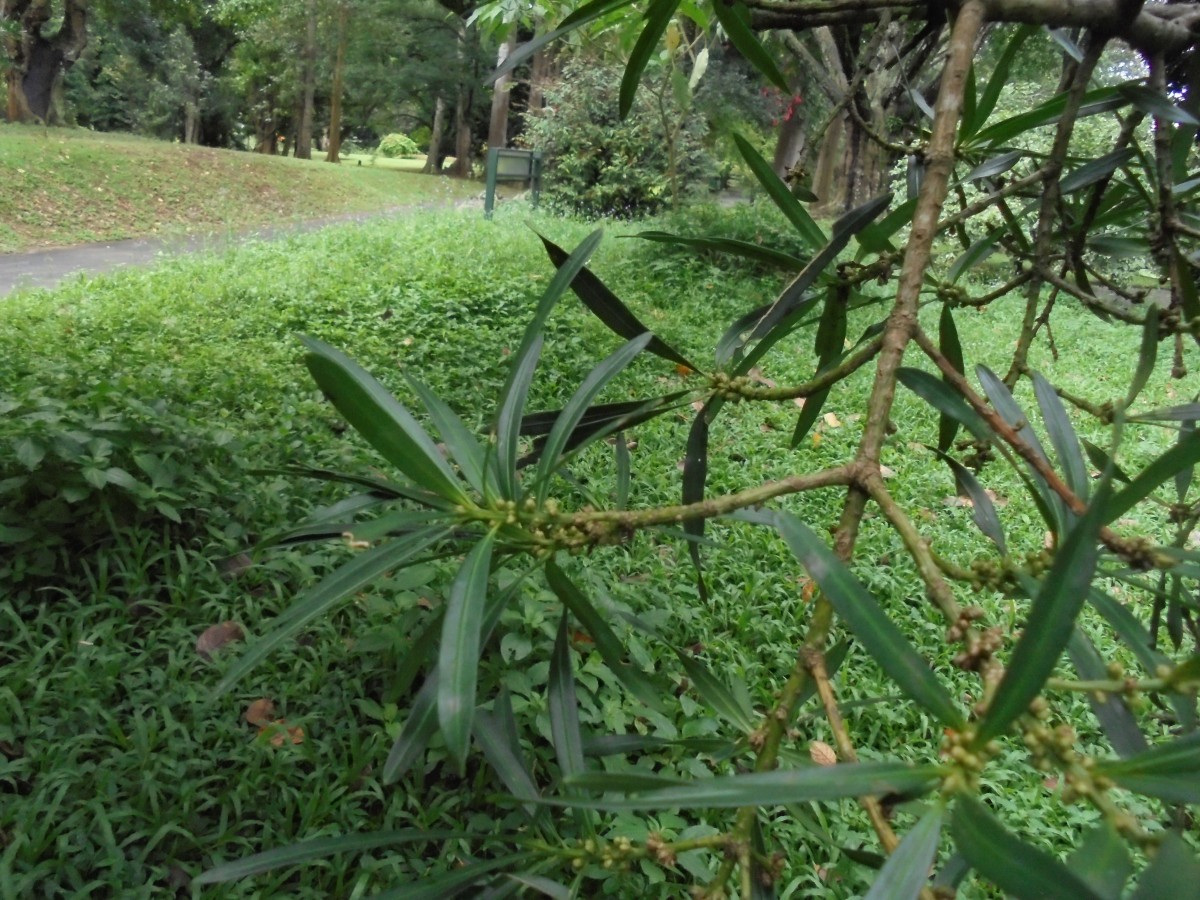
[0,126,480,252]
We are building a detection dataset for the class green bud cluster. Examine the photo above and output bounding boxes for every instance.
[939,727,997,793]
[709,372,749,402]
[936,283,969,306]
[568,836,637,873]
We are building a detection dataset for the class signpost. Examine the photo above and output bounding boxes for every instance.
[484,148,543,219]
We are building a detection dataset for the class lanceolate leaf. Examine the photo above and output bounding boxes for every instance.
[1102,430,1200,524]
[541,237,698,370]
[474,707,540,807]
[963,150,1023,183]
[951,796,1103,900]
[791,287,846,447]
[1126,305,1160,408]
[302,337,468,504]
[1118,83,1200,125]
[963,25,1035,139]
[948,229,1003,284]
[863,805,944,900]
[1082,440,1131,484]
[439,532,497,772]
[383,674,439,783]
[1067,629,1148,759]
[1127,402,1200,423]
[549,611,586,778]
[1128,832,1200,900]
[492,0,634,80]
[404,374,488,495]
[973,85,1127,149]
[1094,731,1200,804]
[1033,372,1089,501]
[214,528,449,696]
[973,487,1106,746]
[1066,821,1132,900]
[634,231,806,271]
[897,368,992,442]
[375,854,538,900]
[1060,149,1136,194]
[776,513,964,728]
[929,446,1007,552]
[938,305,966,451]
[711,1,788,90]
[674,649,757,732]
[535,334,652,500]
[546,560,664,711]
[194,829,468,884]
[733,133,826,249]
[496,230,603,498]
[544,762,941,810]
[620,0,681,119]
[682,402,712,593]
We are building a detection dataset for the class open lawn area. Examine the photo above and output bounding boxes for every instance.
[0,127,479,252]
[2,198,1191,897]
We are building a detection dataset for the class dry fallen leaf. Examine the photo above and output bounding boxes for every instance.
[747,367,776,388]
[823,412,842,428]
[878,464,896,478]
[676,363,695,377]
[244,698,276,727]
[1043,531,1056,550]
[263,721,305,747]
[691,400,705,413]
[196,621,245,660]
[793,397,806,408]
[810,741,837,766]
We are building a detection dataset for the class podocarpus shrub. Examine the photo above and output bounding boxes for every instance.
[376,132,419,158]
[203,4,1200,898]
[524,58,710,219]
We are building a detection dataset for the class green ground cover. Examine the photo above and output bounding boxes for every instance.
[0,127,478,252]
[0,201,1185,897]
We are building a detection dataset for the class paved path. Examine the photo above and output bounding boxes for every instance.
[0,202,478,297]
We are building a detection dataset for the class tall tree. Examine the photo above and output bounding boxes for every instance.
[295,0,317,158]
[2,0,90,123]
[324,0,349,162]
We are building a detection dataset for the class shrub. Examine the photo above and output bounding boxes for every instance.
[376,132,420,158]
[524,57,710,219]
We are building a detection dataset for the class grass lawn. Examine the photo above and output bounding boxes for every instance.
[0,200,1189,896]
[0,126,480,252]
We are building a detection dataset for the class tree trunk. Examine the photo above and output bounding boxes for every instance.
[423,95,447,174]
[184,102,200,144]
[771,109,806,178]
[296,0,318,160]
[528,48,550,114]
[810,114,844,209]
[325,1,349,163]
[449,84,472,177]
[2,0,89,124]
[487,30,516,150]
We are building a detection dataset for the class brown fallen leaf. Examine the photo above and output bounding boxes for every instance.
[793,397,806,408]
[810,741,837,766]
[196,621,245,660]
[691,399,705,412]
[263,721,305,747]
[879,464,896,478]
[244,698,276,727]
[823,412,843,428]
[747,367,776,388]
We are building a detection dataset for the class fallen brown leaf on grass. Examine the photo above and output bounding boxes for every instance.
[810,741,837,766]
[263,722,305,747]
[196,621,244,660]
[244,698,276,727]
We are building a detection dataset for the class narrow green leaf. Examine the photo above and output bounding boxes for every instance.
[938,305,966,451]
[566,772,686,792]
[863,805,944,900]
[256,465,442,507]
[857,197,918,254]
[635,231,806,271]
[776,513,964,728]
[1127,402,1200,423]
[375,854,537,900]
[711,1,788,90]
[541,237,698,370]
[536,334,652,500]
[194,830,466,884]
[1126,305,1160,409]
[966,25,1035,138]
[951,796,1103,900]
[404,374,488,495]
[1067,629,1147,759]
[545,762,941,810]
[620,0,681,119]
[1102,430,1200,524]
[474,707,540,806]
[496,230,603,498]
[675,649,757,732]
[615,430,631,509]
[438,532,497,772]
[492,0,634,79]
[963,152,1024,183]
[897,368,992,442]
[1118,84,1200,125]
[1033,372,1090,501]
[791,287,845,447]
[214,529,448,696]
[1066,821,1132,900]
[549,610,585,778]
[582,733,734,757]
[546,560,665,711]
[973,488,1106,746]
[1094,731,1200,803]
[1060,149,1136,194]
[716,293,819,368]
[948,229,1003,284]
[733,133,825,249]
[302,337,467,504]
[974,85,1126,148]
[384,674,439,783]
[928,446,1007,552]
[1176,420,1195,501]
[503,872,571,899]
[1128,832,1200,900]
[1175,248,1200,345]
[682,403,711,595]
[1081,440,1131,484]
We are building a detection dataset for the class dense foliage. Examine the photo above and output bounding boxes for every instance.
[375,132,419,157]
[525,58,710,218]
